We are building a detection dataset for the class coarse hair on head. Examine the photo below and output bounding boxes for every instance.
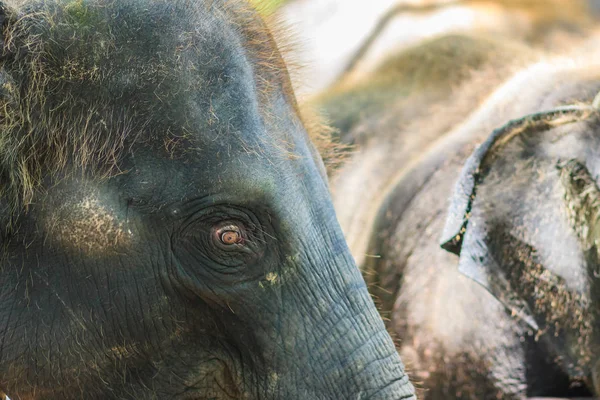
[0,0,337,214]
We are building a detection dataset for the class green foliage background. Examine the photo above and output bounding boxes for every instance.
[249,0,288,15]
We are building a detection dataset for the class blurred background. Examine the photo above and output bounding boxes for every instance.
[252,0,600,97]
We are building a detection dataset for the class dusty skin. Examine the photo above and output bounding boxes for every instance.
[367,59,600,398]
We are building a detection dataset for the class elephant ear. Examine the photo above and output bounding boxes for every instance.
[440,105,600,331]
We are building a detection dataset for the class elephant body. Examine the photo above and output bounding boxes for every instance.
[319,33,537,268]
[323,33,600,399]
[365,62,600,398]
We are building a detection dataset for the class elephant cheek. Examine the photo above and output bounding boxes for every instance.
[43,194,134,256]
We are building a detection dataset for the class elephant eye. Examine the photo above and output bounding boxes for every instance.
[174,211,264,272]
[214,223,245,246]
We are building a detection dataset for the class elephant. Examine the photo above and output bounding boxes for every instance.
[0,0,416,399]
[362,56,600,398]
[319,31,600,398]
[316,33,538,269]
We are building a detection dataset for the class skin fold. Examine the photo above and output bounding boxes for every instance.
[0,0,416,399]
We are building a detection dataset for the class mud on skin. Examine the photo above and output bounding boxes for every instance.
[0,0,416,399]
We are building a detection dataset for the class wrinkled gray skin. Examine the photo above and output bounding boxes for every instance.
[361,61,600,399]
[0,1,415,399]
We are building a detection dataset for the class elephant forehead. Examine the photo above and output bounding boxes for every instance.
[43,192,133,255]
